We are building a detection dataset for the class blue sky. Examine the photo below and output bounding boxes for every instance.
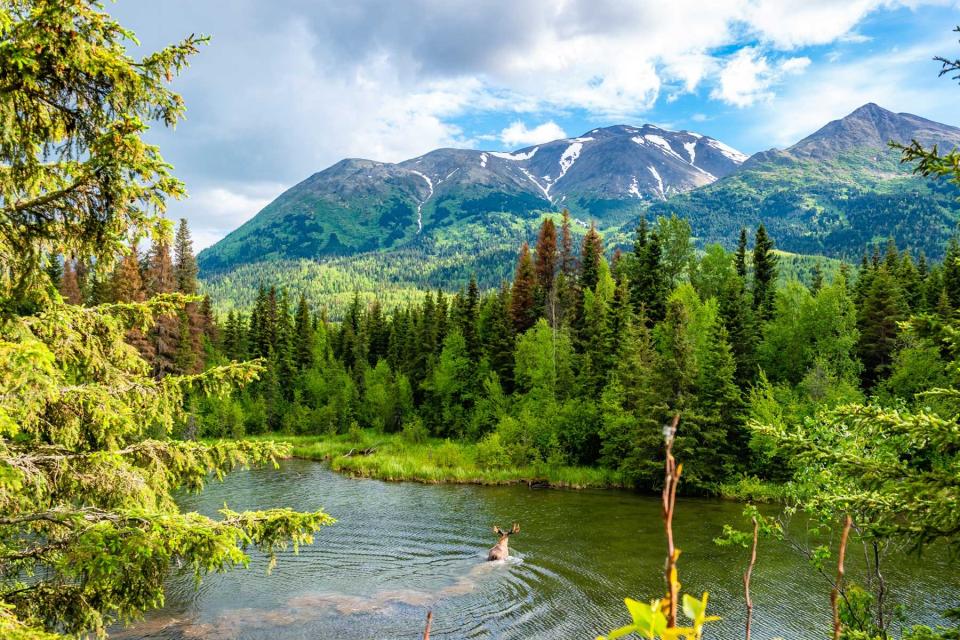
[107,0,960,249]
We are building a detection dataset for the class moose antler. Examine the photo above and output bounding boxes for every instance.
[493,523,520,537]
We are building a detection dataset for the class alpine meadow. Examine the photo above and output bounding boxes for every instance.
[2,2,960,639]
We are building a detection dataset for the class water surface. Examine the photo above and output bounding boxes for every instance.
[120,460,959,639]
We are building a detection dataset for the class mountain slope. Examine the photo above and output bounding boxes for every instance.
[650,103,960,259]
[197,125,744,274]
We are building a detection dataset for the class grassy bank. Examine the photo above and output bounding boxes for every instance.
[241,431,626,489]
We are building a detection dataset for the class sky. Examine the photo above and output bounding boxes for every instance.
[106,0,960,249]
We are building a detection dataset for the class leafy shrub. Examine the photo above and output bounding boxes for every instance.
[401,417,429,444]
[475,432,510,469]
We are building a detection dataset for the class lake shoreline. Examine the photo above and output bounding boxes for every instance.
[230,432,786,500]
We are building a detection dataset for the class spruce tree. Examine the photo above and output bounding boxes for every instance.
[943,236,960,309]
[689,322,744,488]
[534,217,558,315]
[111,248,154,360]
[464,275,481,361]
[751,224,778,320]
[579,222,603,292]
[509,242,538,334]
[294,292,315,370]
[810,262,824,294]
[58,259,83,305]
[146,240,179,377]
[857,266,908,388]
[735,227,748,279]
[481,283,516,392]
[629,219,667,322]
[173,218,199,295]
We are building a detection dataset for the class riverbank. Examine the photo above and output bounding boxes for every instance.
[241,431,624,489]
[233,431,785,499]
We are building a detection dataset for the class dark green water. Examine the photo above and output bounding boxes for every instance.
[120,460,959,639]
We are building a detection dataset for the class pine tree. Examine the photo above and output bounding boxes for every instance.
[146,240,179,377]
[656,297,697,411]
[294,292,315,370]
[111,248,154,360]
[579,222,603,292]
[481,283,516,392]
[810,262,824,294]
[44,253,63,291]
[752,224,778,320]
[559,209,576,278]
[510,242,538,334]
[735,227,748,279]
[199,294,218,345]
[173,218,199,295]
[857,265,908,388]
[718,272,756,386]
[173,312,196,374]
[59,258,83,304]
[629,219,667,322]
[534,217,558,315]
[274,289,297,397]
[690,322,744,487]
[943,236,960,309]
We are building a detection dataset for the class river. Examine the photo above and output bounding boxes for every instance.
[119,459,959,639]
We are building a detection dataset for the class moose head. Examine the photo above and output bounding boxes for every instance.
[487,523,520,561]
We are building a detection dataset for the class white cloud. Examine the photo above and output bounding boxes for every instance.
[747,35,960,148]
[711,49,812,107]
[499,121,568,147]
[177,182,287,250]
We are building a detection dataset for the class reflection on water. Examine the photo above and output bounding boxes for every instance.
[116,460,959,639]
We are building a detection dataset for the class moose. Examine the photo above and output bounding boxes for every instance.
[487,523,520,561]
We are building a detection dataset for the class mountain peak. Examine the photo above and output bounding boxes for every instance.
[788,103,960,159]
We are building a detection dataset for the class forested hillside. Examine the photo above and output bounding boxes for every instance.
[159,213,951,496]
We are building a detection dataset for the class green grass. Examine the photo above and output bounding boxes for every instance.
[239,431,626,489]
[717,475,791,502]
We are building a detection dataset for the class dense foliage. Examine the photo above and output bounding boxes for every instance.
[173,208,958,503]
[0,3,332,638]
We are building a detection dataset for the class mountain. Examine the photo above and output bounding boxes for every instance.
[198,103,960,313]
[652,104,960,258]
[197,125,745,274]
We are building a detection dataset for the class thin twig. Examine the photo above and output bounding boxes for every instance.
[832,515,853,640]
[744,516,758,640]
[423,610,433,640]
[662,413,681,628]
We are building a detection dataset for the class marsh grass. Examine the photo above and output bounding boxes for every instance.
[239,431,625,489]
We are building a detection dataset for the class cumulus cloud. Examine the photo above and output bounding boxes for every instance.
[105,0,945,247]
[499,121,568,147]
[711,49,812,107]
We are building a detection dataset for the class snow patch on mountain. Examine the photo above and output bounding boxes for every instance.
[644,134,687,163]
[479,153,487,168]
[705,138,747,163]
[558,142,584,180]
[409,170,433,233]
[683,141,697,164]
[628,176,641,198]
[491,147,539,161]
[520,167,552,202]
[647,166,665,199]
